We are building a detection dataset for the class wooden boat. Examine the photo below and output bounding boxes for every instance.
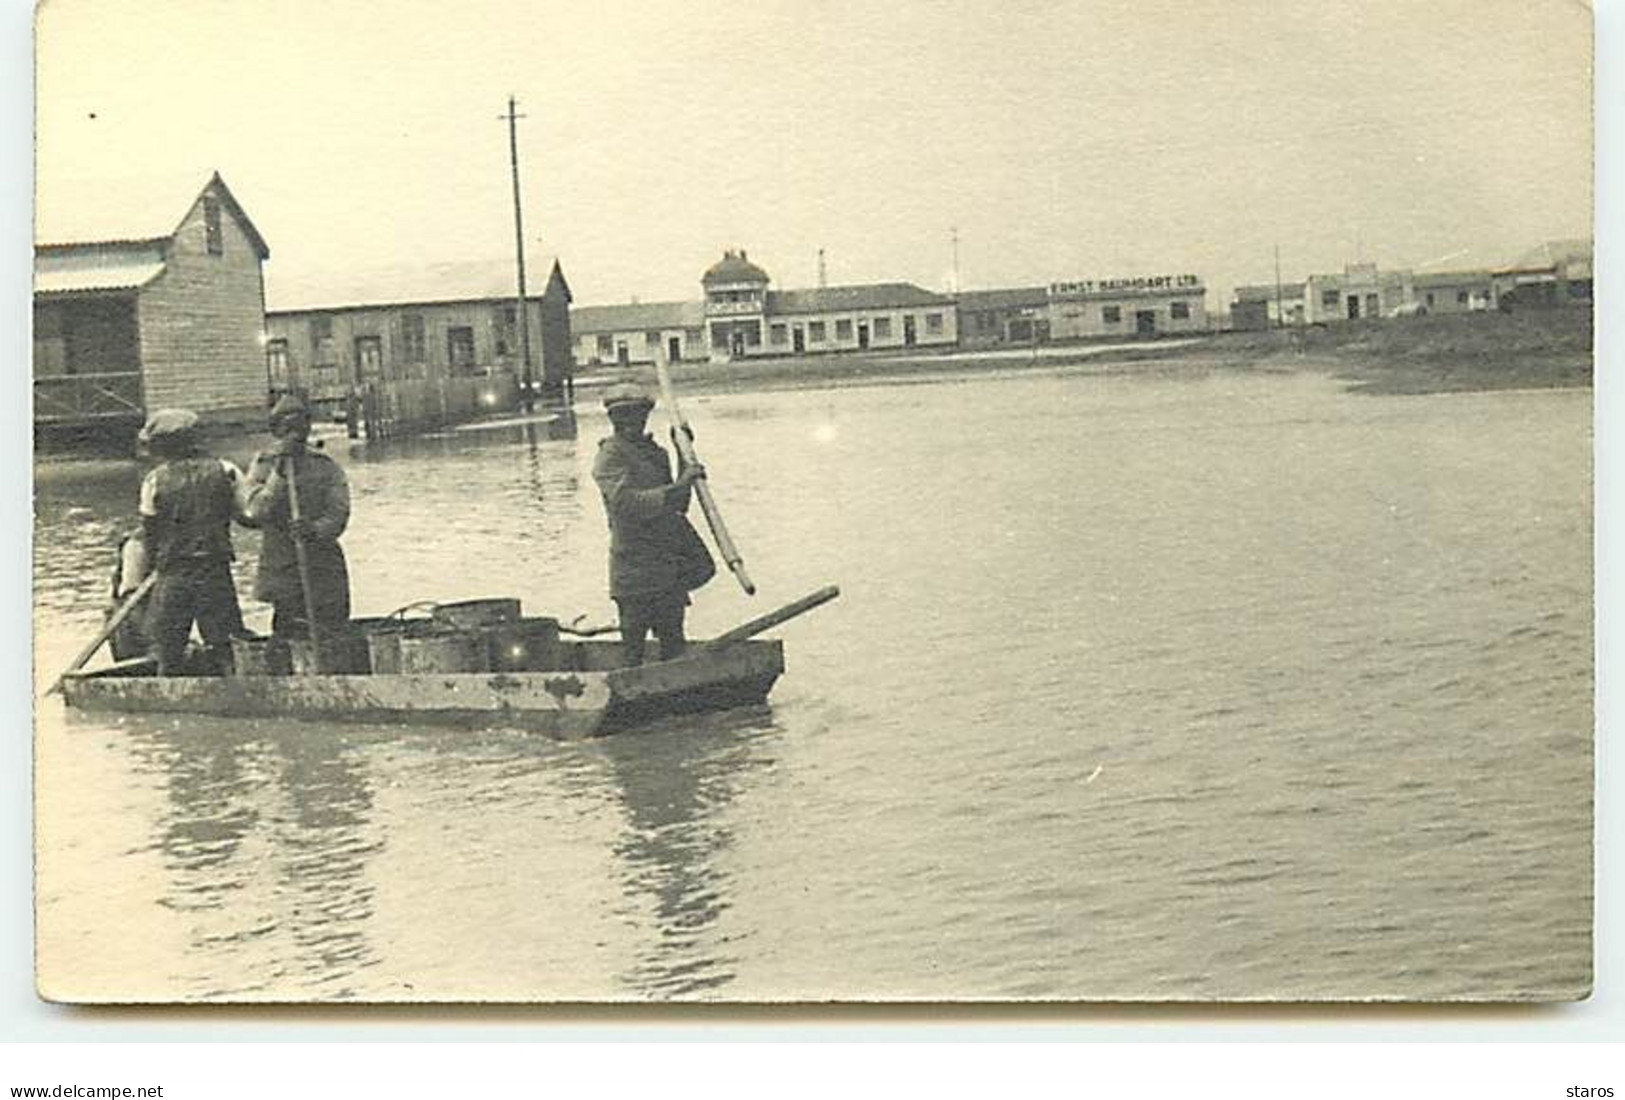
[59,638,786,739]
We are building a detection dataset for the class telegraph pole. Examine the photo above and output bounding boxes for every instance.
[502,95,535,410]
[951,226,961,293]
[1274,243,1284,329]
[817,247,827,288]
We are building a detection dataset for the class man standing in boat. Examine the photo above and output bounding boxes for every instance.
[592,381,715,665]
[135,408,247,675]
[241,394,353,638]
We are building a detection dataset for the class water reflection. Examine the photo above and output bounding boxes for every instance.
[119,719,383,999]
[591,708,782,998]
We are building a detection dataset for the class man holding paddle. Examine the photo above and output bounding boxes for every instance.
[592,380,715,665]
[241,394,352,641]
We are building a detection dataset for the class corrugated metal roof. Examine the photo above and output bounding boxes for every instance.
[766,283,951,315]
[267,256,566,313]
[36,170,268,257]
[571,300,705,333]
[33,243,167,296]
[955,287,1051,311]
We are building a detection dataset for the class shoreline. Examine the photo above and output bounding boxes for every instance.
[581,308,1593,402]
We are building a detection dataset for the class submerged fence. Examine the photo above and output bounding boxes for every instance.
[358,372,520,440]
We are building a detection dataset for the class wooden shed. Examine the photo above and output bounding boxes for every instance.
[34,172,272,445]
[265,257,574,413]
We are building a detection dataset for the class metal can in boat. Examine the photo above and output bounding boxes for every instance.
[431,598,522,630]
[230,634,292,677]
[485,618,562,672]
[398,630,488,674]
[289,630,372,675]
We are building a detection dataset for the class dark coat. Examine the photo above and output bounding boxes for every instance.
[592,433,715,599]
[241,449,351,617]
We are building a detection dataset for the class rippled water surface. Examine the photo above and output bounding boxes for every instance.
[33,367,1593,1001]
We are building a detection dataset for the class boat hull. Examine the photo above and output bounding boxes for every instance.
[60,640,785,738]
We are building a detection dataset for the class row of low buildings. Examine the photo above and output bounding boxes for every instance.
[34,170,1588,444]
[32,171,1217,443]
[568,252,1210,367]
[1230,241,1593,330]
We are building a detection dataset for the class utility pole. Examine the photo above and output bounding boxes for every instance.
[1274,243,1284,329]
[501,95,535,410]
[817,247,827,288]
[951,226,961,293]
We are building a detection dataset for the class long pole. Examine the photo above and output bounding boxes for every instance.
[504,95,535,410]
[46,570,159,694]
[653,347,756,596]
[1274,243,1284,329]
[284,457,326,674]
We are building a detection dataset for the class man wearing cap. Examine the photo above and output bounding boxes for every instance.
[241,395,352,638]
[136,408,247,674]
[592,381,715,665]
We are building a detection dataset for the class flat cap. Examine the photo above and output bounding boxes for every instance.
[137,407,200,444]
[602,381,655,411]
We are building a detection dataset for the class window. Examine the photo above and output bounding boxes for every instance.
[1102,306,1122,324]
[401,313,426,362]
[310,315,335,365]
[684,327,704,343]
[596,334,614,358]
[265,339,289,385]
[926,312,943,333]
[873,317,893,339]
[646,330,663,348]
[808,321,826,343]
[203,196,223,255]
[771,323,788,346]
[1457,291,1469,305]
[835,318,853,340]
[1427,293,1436,307]
[1170,301,1190,320]
[1321,289,1339,309]
[447,326,477,374]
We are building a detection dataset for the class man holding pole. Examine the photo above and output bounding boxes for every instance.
[241,395,352,639]
[592,381,714,665]
[135,408,246,675]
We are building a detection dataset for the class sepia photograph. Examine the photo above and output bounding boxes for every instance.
[28,0,1595,1006]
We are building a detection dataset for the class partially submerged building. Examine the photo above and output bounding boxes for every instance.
[33,171,272,443]
[265,257,573,410]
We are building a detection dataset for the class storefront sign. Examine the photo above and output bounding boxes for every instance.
[1049,274,1203,298]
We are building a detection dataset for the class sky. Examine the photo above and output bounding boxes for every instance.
[33,0,1593,310]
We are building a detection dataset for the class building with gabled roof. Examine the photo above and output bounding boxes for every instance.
[264,257,574,406]
[1491,239,1592,310]
[34,171,272,442]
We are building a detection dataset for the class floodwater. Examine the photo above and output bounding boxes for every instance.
[32,364,1593,1001]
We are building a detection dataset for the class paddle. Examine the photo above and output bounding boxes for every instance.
[283,453,327,674]
[652,348,756,596]
[46,569,159,695]
[707,585,840,649]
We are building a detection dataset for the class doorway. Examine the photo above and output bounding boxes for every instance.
[857,322,870,350]
[903,315,917,346]
[792,326,805,353]
[355,336,383,381]
[1135,310,1156,336]
[668,336,681,363]
[1346,295,1361,320]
